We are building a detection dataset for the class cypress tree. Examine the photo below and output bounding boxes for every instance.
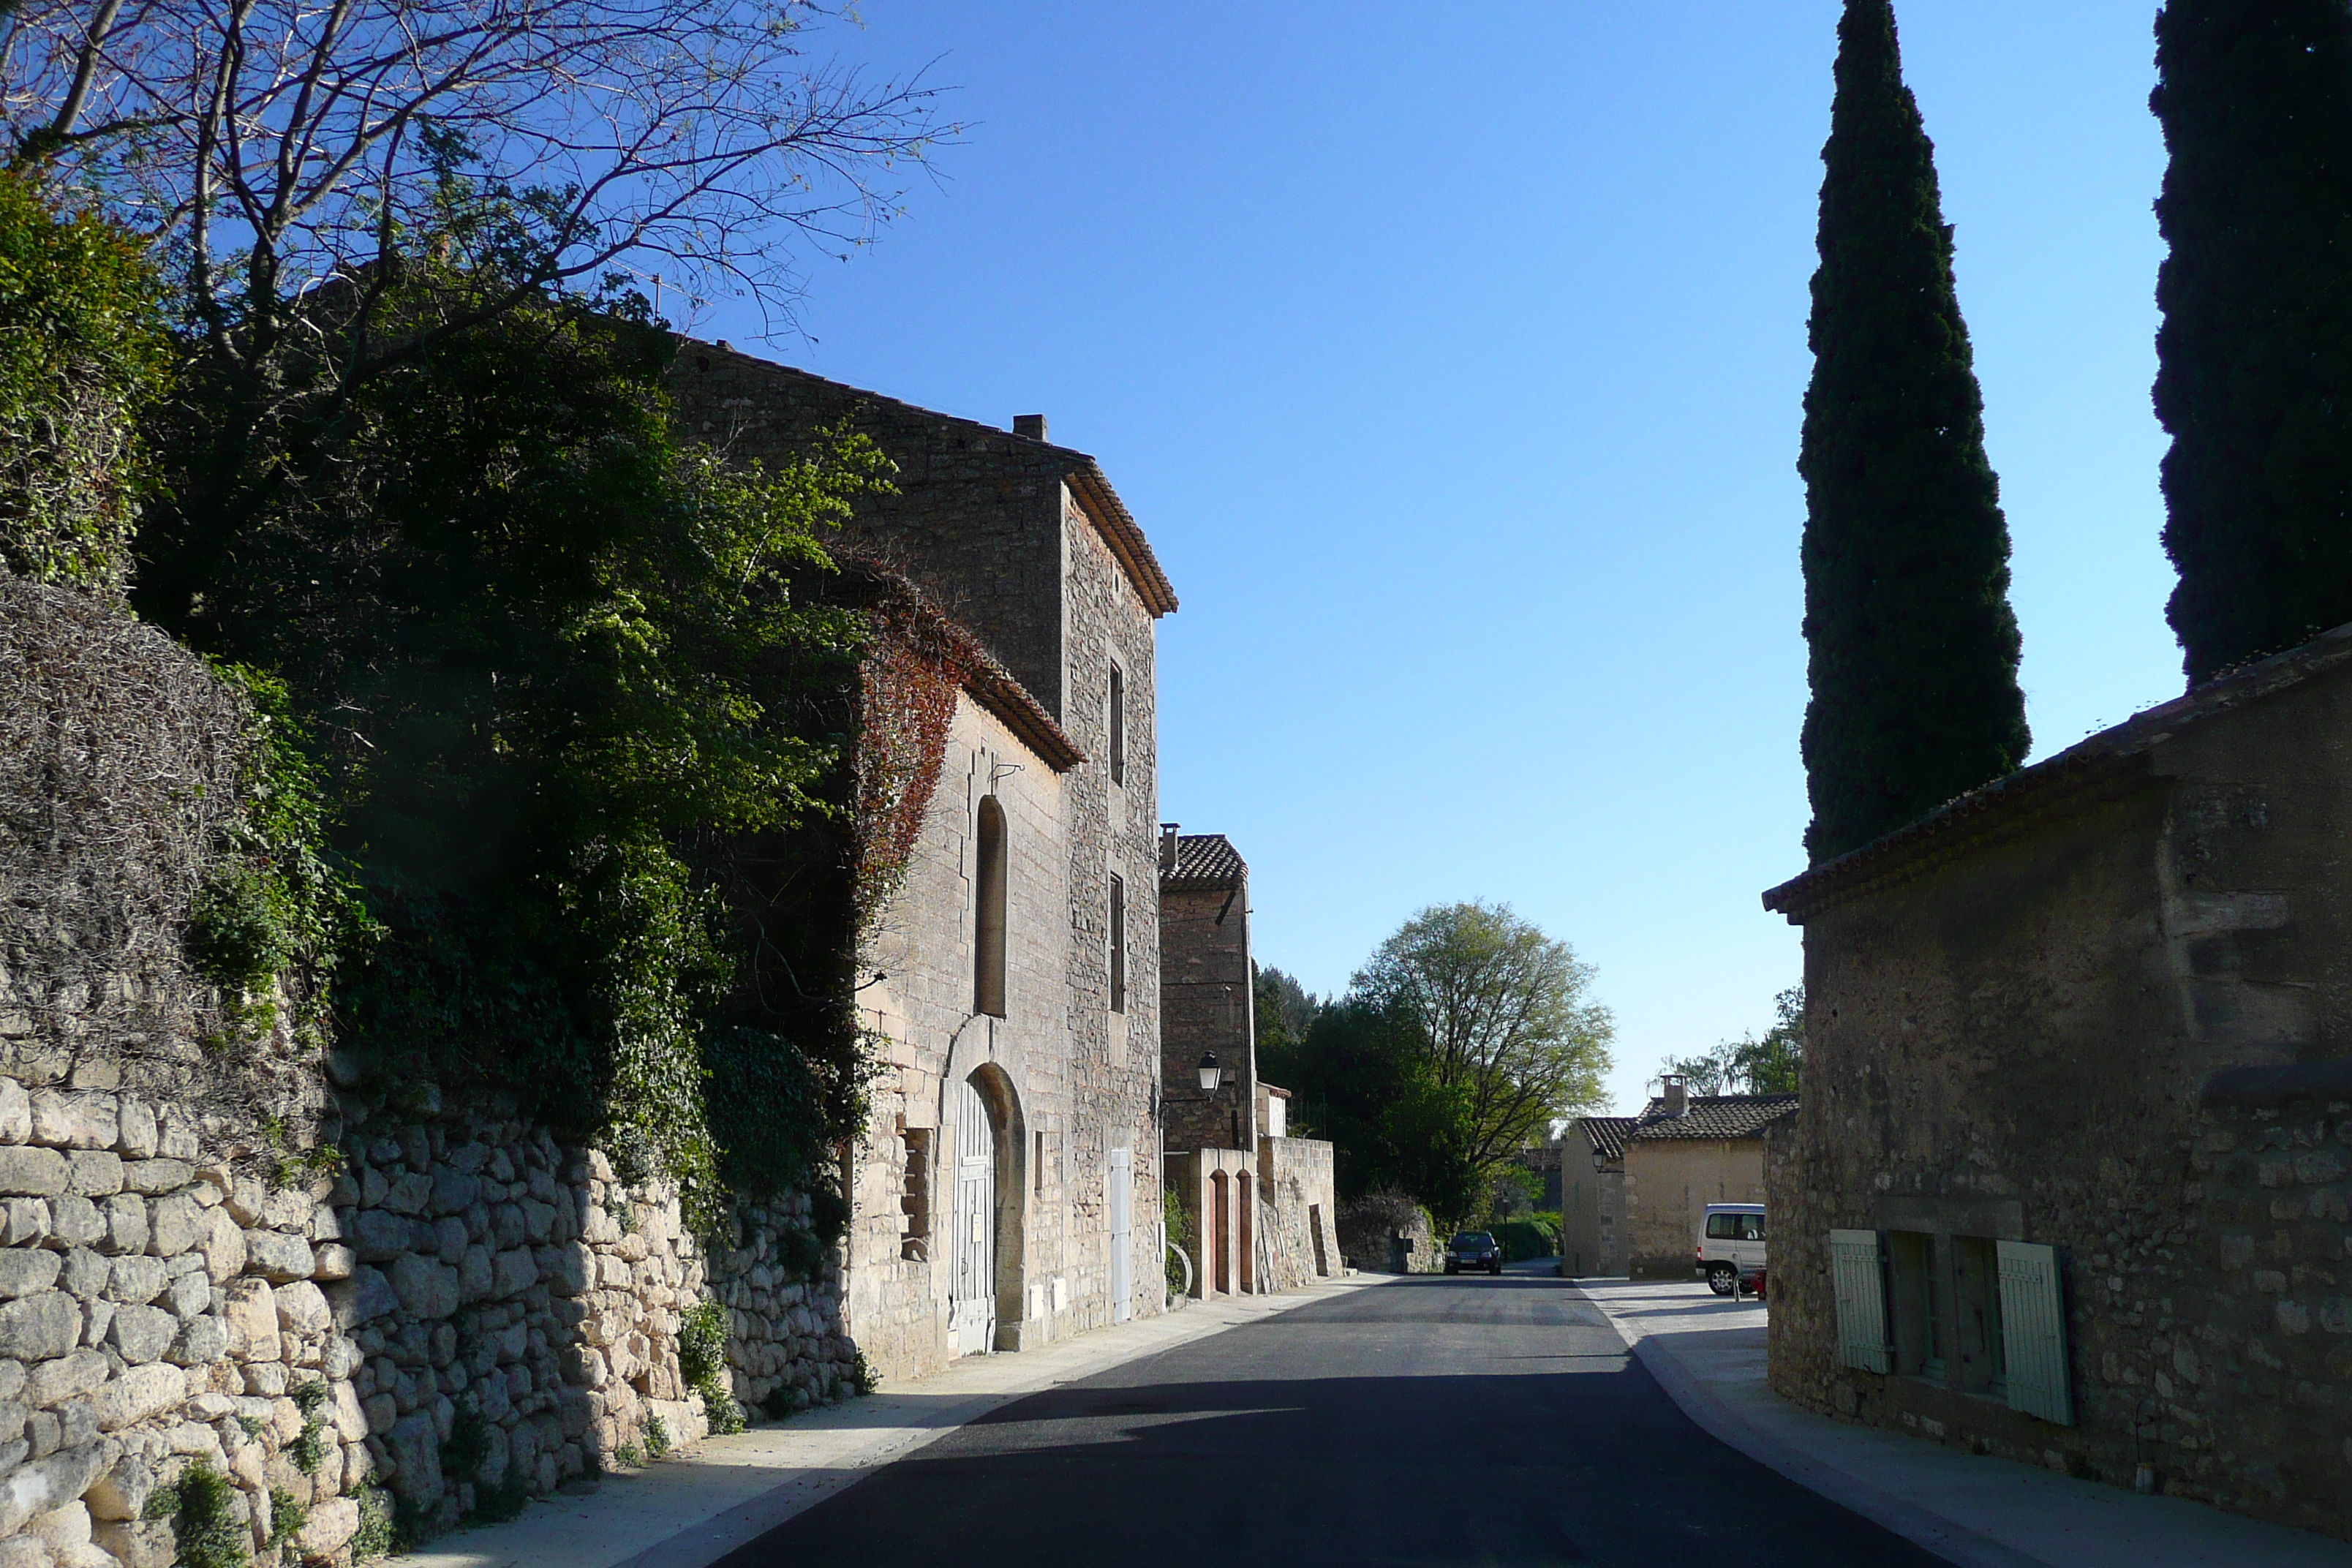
[1798,0,2029,863]
[2153,1,2352,683]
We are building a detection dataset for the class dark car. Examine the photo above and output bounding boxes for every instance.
[1445,1231,1503,1275]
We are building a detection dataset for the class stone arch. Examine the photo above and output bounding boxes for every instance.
[966,1061,1027,1342]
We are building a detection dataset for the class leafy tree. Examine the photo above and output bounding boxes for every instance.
[2153,1,2352,682]
[1251,962,1321,1077]
[1798,0,2029,862]
[1347,902,1613,1229]
[0,164,166,593]
[1650,985,1804,1099]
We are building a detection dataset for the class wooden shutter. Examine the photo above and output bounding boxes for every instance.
[1997,1240,2074,1426]
[1829,1228,1891,1373]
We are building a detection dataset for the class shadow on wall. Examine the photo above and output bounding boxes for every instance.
[1333,1191,1436,1275]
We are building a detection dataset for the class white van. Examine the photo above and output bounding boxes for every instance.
[1697,1203,1765,1295]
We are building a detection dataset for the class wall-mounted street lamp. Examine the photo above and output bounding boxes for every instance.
[1196,1050,1224,1094]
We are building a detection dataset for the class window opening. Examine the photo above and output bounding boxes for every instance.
[1953,1236,2005,1397]
[1109,664,1126,786]
[1109,872,1127,1013]
[1888,1230,1945,1382]
[974,796,1008,1017]
[900,1128,932,1262]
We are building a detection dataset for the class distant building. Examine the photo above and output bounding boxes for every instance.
[1158,831,1340,1294]
[1564,1117,1636,1278]
[1622,1079,1798,1280]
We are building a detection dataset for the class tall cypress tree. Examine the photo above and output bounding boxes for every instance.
[2154,1,2352,683]
[1798,0,2029,863]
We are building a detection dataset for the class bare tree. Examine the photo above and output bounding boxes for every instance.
[2,0,947,407]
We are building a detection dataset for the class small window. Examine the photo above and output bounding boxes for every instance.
[1705,1213,1738,1240]
[1109,872,1127,1014]
[900,1128,932,1262]
[1888,1230,1945,1383]
[1953,1236,2005,1397]
[974,796,1008,1017]
[1109,664,1126,786]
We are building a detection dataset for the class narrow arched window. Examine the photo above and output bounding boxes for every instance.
[974,795,1008,1017]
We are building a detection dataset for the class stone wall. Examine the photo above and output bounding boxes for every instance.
[1336,1191,1435,1275]
[1160,872,1254,1156]
[1764,628,2352,1542]
[0,581,854,1566]
[1561,1158,1625,1280]
[1256,1137,1339,1291]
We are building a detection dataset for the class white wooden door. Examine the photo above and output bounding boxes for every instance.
[1107,1147,1132,1323]
[949,1079,996,1356]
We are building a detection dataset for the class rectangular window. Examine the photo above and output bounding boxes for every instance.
[1829,1229,1891,1373]
[1109,664,1126,786]
[1109,873,1127,1013]
[1888,1230,1945,1382]
[900,1128,932,1263]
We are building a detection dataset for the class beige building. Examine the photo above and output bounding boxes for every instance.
[1622,1082,1798,1279]
[1563,1117,1634,1278]
[670,349,1177,1382]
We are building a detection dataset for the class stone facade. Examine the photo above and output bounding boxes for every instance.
[1563,1117,1632,1278]
[668,347,1177,1379]
[1336,1192,1437,1275]
[1762,622,2352,1542]
[1256,1137,1341,1292]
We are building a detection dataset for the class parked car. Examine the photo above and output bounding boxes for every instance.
[1445,1231,1503,1275]
[1697,1203,1766,1295]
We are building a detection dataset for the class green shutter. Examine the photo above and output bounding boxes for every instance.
[1829,1228,1891,1373]
[1996,1240,2073,1425]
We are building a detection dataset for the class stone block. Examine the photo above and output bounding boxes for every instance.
[84,1453,151,1520]
[0,1293,80,1362]
[0,1440,103,1536]
[113,1099,157,1163]
[199,1208,245,1281]
[24,1352,105,1409]
[29,1093,115,1152]
[350,1207,412,1262]
[313,1243,355,1283]
[0,1251,59,1301]
[275,1281,331,1336]
[166,1316,227,1368]
[25,1499,93,1561]
[460,1245,494,1299]
[0,1149,65,1197]
[92,1363,183,1431]
[245,1229,313,1284]
[119,1161,189,1197]
[165,1272,208,1319]
[223,1177,263,1227]
[385,1411,442,1501]
[298,1494,361,1557]
[78,1297,110,1350]
[0,1083,26,1147]
[261,1187,312,1232]
[223,1279,279,1360]
[56,1250,105,1302]
[93,1518,176,1568]
[432,1214,467,1262]
[333,1267,399,1328]
[61,1153,120,1200]
[391,1255,460,1320]
[432,1171,480,1215]
[144,1194,200,1259]
[493,1248,537,1299]
[99,1193,144,1255]
[385,1172,430,1215]
[104,1256,164,1307]
[540,1244,590,1297]
[47,1196,101,1249]
[1,1200,45,1246]
[108,1304,176,1365]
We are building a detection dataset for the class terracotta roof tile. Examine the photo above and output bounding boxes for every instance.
[1162,833,1245,892]
[1574,1116,1640,1164]
[1627,1094,1799,1142]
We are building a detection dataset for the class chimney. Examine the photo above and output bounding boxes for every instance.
[1159,823,1180,873]
[1661,1074,1689,1117]
[1013,414,1047,442]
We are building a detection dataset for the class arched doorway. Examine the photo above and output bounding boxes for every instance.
[949,1065,1026,1355]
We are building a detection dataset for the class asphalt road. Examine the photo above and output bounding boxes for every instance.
[712,1269,1949,1568]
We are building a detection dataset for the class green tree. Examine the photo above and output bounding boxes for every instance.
[2153,1,2352,682]
[1798,0,2029,862]
[1651,984,1804,1098]
[0,165,167,594]
[1251,962,1322,1083]
[1351,902,1613,1229]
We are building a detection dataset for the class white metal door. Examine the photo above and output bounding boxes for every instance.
[949,1079,996,1356]
[1107,1147,1132,1323]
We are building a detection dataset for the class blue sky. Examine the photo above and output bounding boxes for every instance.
[699,2,2180,1115]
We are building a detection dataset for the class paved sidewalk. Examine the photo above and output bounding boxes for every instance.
[390,1275,1379,1568]
[1573,1278,2352,1568]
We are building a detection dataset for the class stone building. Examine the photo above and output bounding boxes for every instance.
[1563,1116,1634,1278]
[1762,622,2352,1542]
[1622,1082,1797,1280]
[1157,832,1339,1297]
[668,347,1179,1381]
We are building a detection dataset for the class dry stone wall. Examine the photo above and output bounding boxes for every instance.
[0,578,858,1566]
